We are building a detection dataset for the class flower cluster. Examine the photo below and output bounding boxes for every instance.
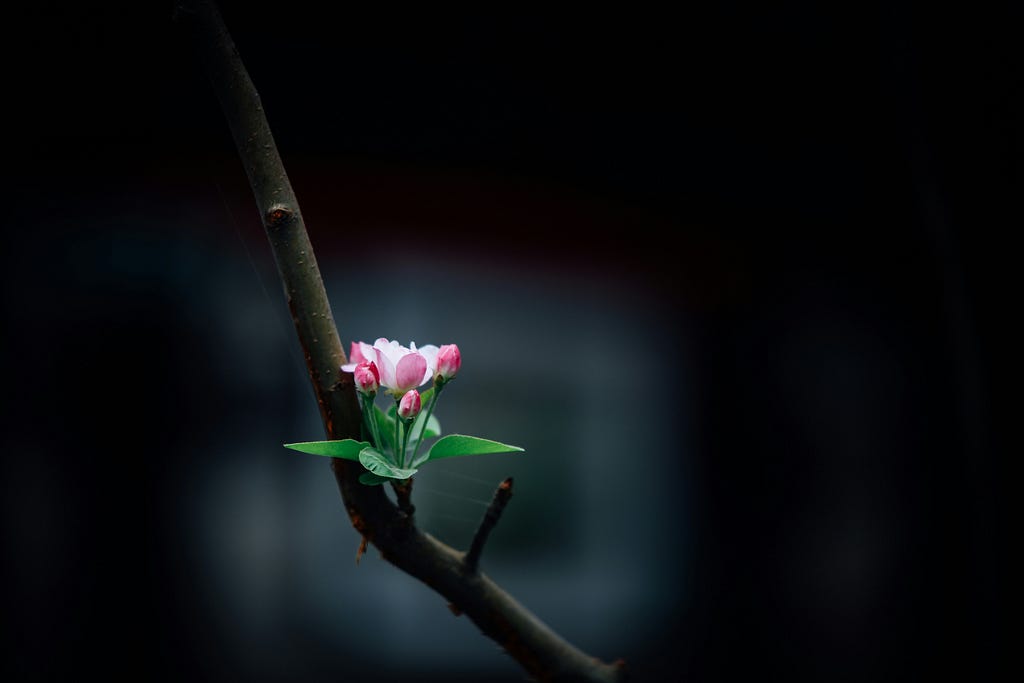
[285,336,521,483]
[343,338,461,468]
[344,338,460,402]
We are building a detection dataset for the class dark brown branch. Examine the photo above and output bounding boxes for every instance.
[465,477,514,573]
[178,3,627,681]
[392,478,415,519]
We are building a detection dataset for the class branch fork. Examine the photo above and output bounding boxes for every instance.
[178,2,627,680]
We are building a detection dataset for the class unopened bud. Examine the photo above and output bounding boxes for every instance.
[435,344,461,382]
[354,361,380,395]
[398,389,422,420]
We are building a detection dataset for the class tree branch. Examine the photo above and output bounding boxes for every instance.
[177,3,627,681]
[466,477,514,573]
[392,478,416,519]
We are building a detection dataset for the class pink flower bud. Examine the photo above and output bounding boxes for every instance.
[435,344,461,381]
[354,361,380,395]
[397,389,421,419]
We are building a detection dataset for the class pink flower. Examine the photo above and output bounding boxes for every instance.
[397,389,422,419]
[353,361,379,394]
[435,344,461,381]
[342,338,443,392]
[370,338,430,394]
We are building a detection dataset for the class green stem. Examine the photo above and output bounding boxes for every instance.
[400,419,413,469]
[393,399,401,466]
[362,394,383,451]
[409,383,442,465]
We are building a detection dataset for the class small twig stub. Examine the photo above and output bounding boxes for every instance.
[465,477,514,573]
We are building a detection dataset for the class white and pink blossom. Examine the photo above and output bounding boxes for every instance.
[343,338,457,392]
[367,338,425,394]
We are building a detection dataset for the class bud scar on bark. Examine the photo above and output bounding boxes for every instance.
[265,203,294,228]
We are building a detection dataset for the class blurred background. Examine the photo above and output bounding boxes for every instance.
[2,3,1013,681]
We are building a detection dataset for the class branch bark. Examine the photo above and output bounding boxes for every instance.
[177,3,627,681]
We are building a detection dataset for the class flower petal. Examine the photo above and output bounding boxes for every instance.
[394,352,427,393]
[416,344,440,382]
[349,342,368,365]
[358,342,377,366]
[374,346,397,389]
[373,338,408,369]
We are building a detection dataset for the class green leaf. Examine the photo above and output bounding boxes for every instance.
[284,439,369,461]
[359,472,391,486]
[419,434,524,465]
[359,447,418,480]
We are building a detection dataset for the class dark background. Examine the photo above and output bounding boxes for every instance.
[2,2,1013,681]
